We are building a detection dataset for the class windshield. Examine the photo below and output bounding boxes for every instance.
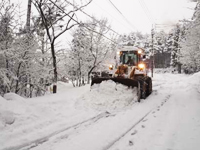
[120,51,138,66]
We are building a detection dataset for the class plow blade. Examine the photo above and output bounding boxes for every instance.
[91,77,139,89]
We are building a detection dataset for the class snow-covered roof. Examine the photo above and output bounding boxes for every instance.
[118,46,143,52]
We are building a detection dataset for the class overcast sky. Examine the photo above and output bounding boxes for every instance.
[81,0,196,34]
[17,0,196,37]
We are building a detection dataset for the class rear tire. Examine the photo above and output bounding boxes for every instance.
[141,89,146,99]
[137,82,141,102]
[146,77,152,96]
[136,76,146,99]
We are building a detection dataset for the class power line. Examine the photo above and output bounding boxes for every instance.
[107,0,123,16]
[92,1,135,33]
[140,0,154,24]
[137,0,154,25]
[137,0,151,24]
[64,0,121,36]
[107,0,138,31]
[48,0,118,44]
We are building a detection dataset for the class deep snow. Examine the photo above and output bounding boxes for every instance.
[0,72,200,150]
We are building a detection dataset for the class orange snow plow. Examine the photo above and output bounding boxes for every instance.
[91,46,152,102]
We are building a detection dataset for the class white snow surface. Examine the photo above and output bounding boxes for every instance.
[78,80,138,111]
[0,72,200,150]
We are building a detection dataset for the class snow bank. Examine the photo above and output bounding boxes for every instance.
[0,111,15,126]
[187,71,200,92]
[0,95,5,101]
[4,92,25,101]
[57,81,73,90]
[0,96,32,115]
[0,96,15,128]
[0,93,36,128]
[78,80,138,111]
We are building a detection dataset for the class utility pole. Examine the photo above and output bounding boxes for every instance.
[151,27,154,78]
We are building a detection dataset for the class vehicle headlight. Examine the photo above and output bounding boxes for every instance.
[138,63,145,69]
[109,64,113,70]
[138,49,142,54]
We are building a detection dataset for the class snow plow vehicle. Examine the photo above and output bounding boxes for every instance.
[91,46,152,102]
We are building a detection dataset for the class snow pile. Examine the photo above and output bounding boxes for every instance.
[0,96,15,128]
[0,110,15,126]
[0,73,200,150]
[0,95,5,101]
[78,80,138,111]
[1,93,34,115]
[0,93,38,129]
[187,71,200,92]
[57,81,72,90]
[4,92,25,101]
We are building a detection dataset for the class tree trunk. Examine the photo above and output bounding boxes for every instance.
[26,0,32,33]
[5,40,10,93]
[51,43,57,93]
[178,63,181,74]
[87,66,96,84]
[15,62,22,94]
[76,71,79,87]
[26,0,32,97]
[71,79,75,87]
[4,19,10,93]
[41,33,45,63]
[79,71,81,87]
[87,73,90,84]
[30,84,33,98]
[82,76,85,85]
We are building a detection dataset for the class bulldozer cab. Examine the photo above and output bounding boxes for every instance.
[120,51,140,66]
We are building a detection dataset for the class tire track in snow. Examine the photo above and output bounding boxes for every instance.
[2,112,113,150]
[103,110,153,150]
[6,75,178,150]
[105,76,180,150]
[104,83,175,150]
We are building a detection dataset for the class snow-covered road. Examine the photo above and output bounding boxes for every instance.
[0,73,200,150]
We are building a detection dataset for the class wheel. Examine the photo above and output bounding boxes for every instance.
[141,80,147,99]
[141,88,146,99]
[138,76,147,99]
[137,82,141,102]
[146,77,152,96]
[135,76,146,100]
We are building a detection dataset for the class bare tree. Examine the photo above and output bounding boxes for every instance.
[69,18,115,85]
[0,0,15,94]
[33,0,92,93]
[85,19,114,83]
